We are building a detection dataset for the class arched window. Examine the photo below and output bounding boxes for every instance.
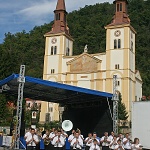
[117,4,119,12]
[114,39,117,49]
[51,46,53,55]
[66,47,70,56]
[118,39,121,48]
[54,46,57,55]
[120,3,122,11]
[56,13,60,20]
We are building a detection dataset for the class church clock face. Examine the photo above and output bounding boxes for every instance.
[51,38,57,44]
[114,30,121,37]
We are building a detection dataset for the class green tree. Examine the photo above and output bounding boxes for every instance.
[118,92,128,121]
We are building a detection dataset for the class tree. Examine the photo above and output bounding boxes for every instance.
[118,92,128,121]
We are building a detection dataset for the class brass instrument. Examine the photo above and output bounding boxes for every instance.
[44,135,50,145]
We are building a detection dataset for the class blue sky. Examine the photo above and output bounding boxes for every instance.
[0,0,113,43]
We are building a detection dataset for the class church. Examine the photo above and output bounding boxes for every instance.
[39,0,142,123]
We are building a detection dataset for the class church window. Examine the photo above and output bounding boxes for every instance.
[51,46,54,55]
[118,39,121,48]
[131,41,133,51]
[117,4,119,12]
[120,3,122,11]
[66,47,70,56]
[115,64,120,69]
[54,46,57,55]
[117,81,120,86]
[114,39,117,49]
[51,69,55,74]
[56,13,60,20]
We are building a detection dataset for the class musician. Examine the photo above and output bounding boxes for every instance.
[35,128,42,150]
[50,129,58,150]
[108,131,115,144]
[85,133,93,150]
[77,129,84,141]
[114,139,124,150]
[88,132,100,145]
[52,130,65,150]
[24,128,32,140]
[68,130,76,150]
[61,129,68,150]
[70,132,83,150]
[117,134,123,144]
[42,130,50,150]
[131,138,143,150]
[123,133,132,150]
[100,132,109,150]
[68,130,75,143]
[89,139,100,150]
[26,128,39,150]
[109,135,118,150]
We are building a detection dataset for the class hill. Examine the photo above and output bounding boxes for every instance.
[0,0,149,96]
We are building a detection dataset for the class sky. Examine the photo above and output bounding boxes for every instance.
[0,0,113,43]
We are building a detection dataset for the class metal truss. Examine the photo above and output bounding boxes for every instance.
[14,65,25,150]
[112,75,119,135]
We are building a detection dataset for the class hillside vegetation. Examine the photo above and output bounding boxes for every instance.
[0,0,149,96]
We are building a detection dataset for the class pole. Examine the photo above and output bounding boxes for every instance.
[14,65,25,149]
[112,75,119,135]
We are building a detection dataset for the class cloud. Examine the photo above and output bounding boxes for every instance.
[0,0,114,43]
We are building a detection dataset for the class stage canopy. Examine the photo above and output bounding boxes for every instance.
[0,74,113,104]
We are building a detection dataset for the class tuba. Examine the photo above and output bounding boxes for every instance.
[62,120,73,131]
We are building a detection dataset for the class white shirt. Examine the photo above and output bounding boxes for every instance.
[114,144,125,150]
[85,137,93,146]
[49,132,56,143]
[61,132,68,140]
[42,134,49,139]
[26,134,39,147]
[108,135,114,143]
[79,134,84,141]
[123,138,131,149]
[68,134,75,142]
[70,137,83,149]
[52,135,65,147]
[101,136,109,146]
[131,144,142,150]
[109,140,118,149]
[24,132,31,139]
[90,143,100,150]
[88,138,100,145]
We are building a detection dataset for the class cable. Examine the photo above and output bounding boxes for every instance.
[107,97,113,120]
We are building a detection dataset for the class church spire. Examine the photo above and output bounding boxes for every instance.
[56,0,66,11]
[107,0,130,26]
[46,0,70,35]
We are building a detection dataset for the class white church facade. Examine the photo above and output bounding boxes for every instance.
[39,0,142,123]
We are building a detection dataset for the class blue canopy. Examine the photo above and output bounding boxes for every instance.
[0,74,113,104]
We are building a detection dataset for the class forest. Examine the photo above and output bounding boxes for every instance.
[0,0,150,124]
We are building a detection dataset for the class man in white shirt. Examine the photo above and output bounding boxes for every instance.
[90,139,100,150]
[24,128,31,140]
[42,130,50,150]
[108,131,114,144]
[109,135,118,150]
[68,130,76,150]
[100,132,109,150]
[85,133,93,150]
[70,132,83,150]
[114,139,124,150]
[88,132,100,145]
[123,133,132,150]
[26,128,39,150]
[52,130,65,150]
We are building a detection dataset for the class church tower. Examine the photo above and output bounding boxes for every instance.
[105,0,136,118]
[40,0,74,123]
[43,0,74,82]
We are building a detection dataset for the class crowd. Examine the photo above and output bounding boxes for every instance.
[24,128,143,150]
